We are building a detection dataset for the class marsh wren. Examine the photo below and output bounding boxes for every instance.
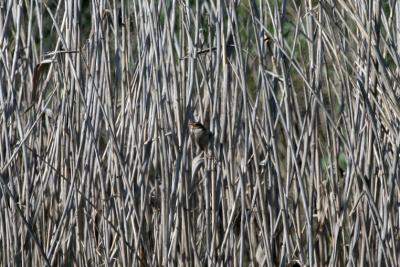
[189,121,212,151]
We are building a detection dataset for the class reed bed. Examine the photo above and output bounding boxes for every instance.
[1,0,400,266]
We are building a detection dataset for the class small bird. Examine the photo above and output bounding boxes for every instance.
[189,121,212,151]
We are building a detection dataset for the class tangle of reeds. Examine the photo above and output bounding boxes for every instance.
[1,1,400,266]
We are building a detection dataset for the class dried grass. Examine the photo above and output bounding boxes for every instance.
[1,0,400,266]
